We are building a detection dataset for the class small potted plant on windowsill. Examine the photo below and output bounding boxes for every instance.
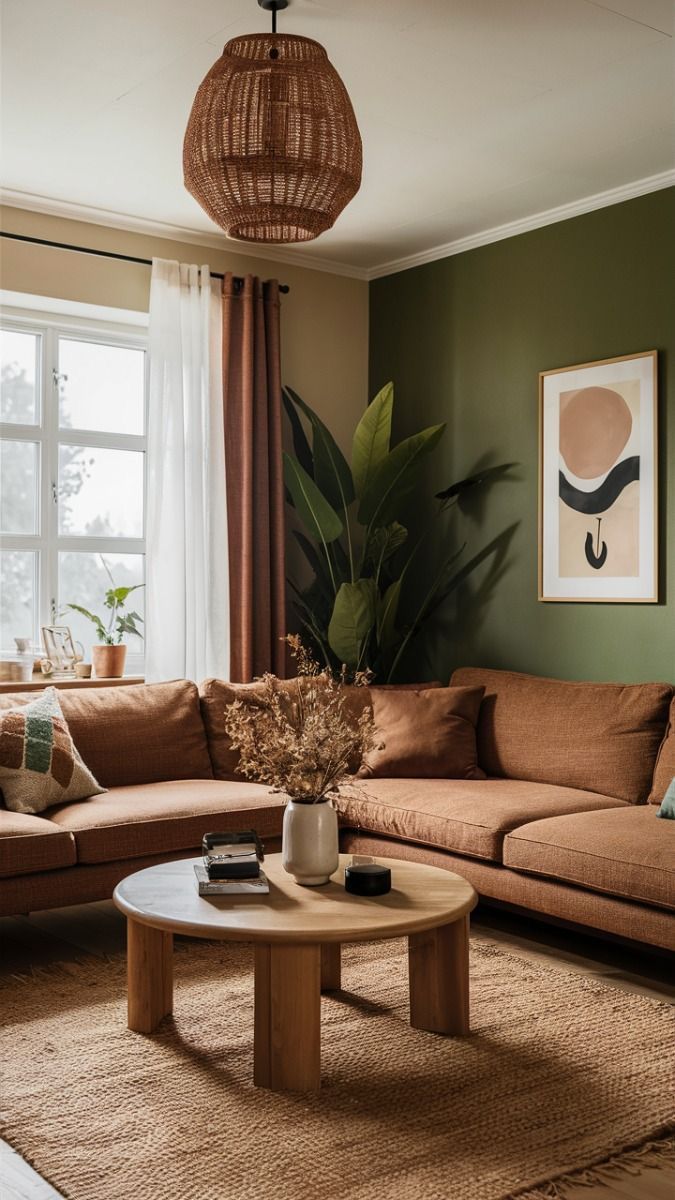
[66,564,144,680]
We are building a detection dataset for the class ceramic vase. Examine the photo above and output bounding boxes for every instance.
[92,644,127,679]
[282,798,339,886]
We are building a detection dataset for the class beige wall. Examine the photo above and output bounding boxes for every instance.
[0,205,369,452]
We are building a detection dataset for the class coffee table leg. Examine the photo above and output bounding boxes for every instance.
[408,915,470,1035]
[321,943,341,992]
[127,918,173,1033]
[254,942,321,1092]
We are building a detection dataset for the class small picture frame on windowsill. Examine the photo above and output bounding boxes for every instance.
[42,626,78,672]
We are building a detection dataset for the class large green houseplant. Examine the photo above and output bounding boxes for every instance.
[283,383,483,682]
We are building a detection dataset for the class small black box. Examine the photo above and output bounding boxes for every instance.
[345,863,391,896]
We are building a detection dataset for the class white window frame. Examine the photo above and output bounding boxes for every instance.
[1,305,148,676]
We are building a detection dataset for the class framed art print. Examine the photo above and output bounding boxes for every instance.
[539,350,657,603]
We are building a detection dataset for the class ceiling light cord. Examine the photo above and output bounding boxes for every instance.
[258,1,288,36]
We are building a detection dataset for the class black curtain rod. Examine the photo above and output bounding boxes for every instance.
[0,231,290,293]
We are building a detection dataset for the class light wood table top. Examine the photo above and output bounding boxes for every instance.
[114,853,477,944]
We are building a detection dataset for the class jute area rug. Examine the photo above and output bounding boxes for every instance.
[0,938,673,1200]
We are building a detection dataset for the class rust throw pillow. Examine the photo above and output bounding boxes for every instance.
[359,686,485,779]
[0,688,105,814]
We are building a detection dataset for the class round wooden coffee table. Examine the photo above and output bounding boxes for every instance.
[113,853,477,1093]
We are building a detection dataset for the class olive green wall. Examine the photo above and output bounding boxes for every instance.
[369,188,675,684]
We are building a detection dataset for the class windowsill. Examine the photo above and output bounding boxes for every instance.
[0,676,145,694]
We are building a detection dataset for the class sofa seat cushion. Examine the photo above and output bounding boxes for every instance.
[0,810,76,878]
[503,806,675,911]
[48,779,284,864]
[337,778,626,864]
[451,667,672,804]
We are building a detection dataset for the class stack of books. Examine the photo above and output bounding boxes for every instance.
[195,833,269,895]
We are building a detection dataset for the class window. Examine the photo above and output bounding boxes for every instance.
[0,310,147,674]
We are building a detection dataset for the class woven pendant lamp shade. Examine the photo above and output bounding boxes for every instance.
[183,33,362,244]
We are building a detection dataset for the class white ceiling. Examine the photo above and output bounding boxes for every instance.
[1,0,674,278]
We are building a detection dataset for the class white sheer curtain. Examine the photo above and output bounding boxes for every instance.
[145,259,230,682]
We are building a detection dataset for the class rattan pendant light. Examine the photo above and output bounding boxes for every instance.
[183,0,362,244]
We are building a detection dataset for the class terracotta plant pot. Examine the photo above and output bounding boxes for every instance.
[92,644,127,679]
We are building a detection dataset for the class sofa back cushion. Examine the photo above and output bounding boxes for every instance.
[649,696,675,804]
[199,678,442,781]
[359,686,485,779]
[1,682,213,788]
[450,667,672,804]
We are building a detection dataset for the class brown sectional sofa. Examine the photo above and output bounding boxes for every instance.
[0,670,673,953]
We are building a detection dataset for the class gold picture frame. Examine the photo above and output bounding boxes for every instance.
[539,350,658,603]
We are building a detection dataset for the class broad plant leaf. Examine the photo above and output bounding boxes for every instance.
[117,614,144,639]
[377,577,402,653]
[285,387,355,512]
[104,584,143,609]
[363,521,408,571]
[435,463,517,502]
[282,388,314,480]
[65,603,107,641]
[358,424,445,528]
[351,381,393,497]
[283,454,343,544]
[328,579,378,669]
[292,530,336,600]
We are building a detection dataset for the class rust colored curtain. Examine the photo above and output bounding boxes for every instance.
[222,274,286,681]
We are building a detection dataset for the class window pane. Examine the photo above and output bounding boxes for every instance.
[59,552,144,656]
[1,329,39,424]
[58,444,144,537]
[1,440,39,534]
[1,550,37,651]
[58,339,145,435]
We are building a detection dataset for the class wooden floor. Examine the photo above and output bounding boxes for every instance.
[0,900,673,1200]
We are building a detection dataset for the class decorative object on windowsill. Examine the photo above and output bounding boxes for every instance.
[41,626,81,674]
[283,382,512,681]
[183,0,362,244]
[0,659,34,684]
[65,558,144,681]
[223,636,374,885]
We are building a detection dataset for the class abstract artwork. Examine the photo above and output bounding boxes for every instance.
[539,351,657,602]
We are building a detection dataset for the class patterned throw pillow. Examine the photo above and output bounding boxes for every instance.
[0,688,105,814]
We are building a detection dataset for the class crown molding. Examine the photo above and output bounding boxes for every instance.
[366,170,675,281]
[0,188,370,282]
[2,170,673,286]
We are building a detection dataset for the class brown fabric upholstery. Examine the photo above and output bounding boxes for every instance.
[0,810,76,878]
[0,838,285,918]
[222,275,286,682]
[57,681,213,788]
[200,678,443,781]
[340,831,675,952]
[49,778,285,864]
[360,686,485,779]
[649,696,675,803]
[504,806,675,911]
[200,678,266,779]
[451,667,672,803]
[337,777,626,864]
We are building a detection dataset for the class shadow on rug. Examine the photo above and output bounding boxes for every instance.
[0,938,673,1200]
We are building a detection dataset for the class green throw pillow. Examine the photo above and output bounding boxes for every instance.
[656,777,675,819]
[0,687,105,814]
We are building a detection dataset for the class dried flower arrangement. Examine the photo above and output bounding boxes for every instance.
[223,635,375,804]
